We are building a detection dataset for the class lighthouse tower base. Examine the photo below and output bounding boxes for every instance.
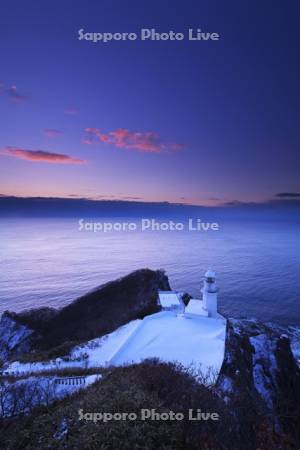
[203,291,218,317]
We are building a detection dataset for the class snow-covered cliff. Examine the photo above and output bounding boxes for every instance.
[0,312,33,364]
[217,319,300,441]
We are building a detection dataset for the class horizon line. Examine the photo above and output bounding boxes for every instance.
[0,194,299,209]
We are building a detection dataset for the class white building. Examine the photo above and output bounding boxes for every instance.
[184,298,208,318]
[158,291,182,311]
[202,269,218,317]
[185,269,219,318]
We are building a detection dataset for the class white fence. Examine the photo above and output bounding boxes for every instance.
[54,376,86,386]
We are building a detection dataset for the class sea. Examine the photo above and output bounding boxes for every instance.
[1,214,300,328]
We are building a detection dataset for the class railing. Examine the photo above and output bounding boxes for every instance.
[54,376,86,386]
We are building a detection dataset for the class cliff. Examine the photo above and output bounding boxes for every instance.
[0,312,33,365]
[0,269,170,362]
[217,319,300,445]
[0,271,299,447]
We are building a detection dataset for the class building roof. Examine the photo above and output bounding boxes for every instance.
[158,291,181,308]
[185,299,208,317]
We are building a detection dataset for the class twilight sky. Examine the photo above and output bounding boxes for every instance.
[0,0,299,205]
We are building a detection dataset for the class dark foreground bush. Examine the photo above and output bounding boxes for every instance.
[0,360,290,450]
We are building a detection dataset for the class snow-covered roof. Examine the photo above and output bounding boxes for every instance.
[158,291,180,308]
[185,299,208,317]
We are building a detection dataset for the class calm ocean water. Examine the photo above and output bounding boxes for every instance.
[1,215,300,326]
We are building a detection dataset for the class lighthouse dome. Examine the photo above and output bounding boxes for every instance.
[205,269,216,279]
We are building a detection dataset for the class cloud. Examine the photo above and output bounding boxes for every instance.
[82,137,94,145]
[276,192,300,198]
[7,85,28,102]
[64,106,79,115]
[120,195,144,200]
[83,127,185,153]
[0,83,28,102]
[1,147,86,165]
[85,194,144,201]
[44,129,64,138]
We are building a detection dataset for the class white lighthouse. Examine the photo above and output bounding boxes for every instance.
[202,269,218,317]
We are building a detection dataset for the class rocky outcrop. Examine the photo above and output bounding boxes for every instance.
[1,272,300,447]
[217,319,300,445]
[0,312,33,364]
[14,307,58,334]
[0,269,170,360]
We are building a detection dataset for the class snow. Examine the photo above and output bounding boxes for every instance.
[0,314,33,361]
[0,375,101,417]
[71,311,226,374]
[71,320,141,366]
[158,291,181,308]
[289,326,300,367]
[185,299,208,317]
[5,357,85,375]
[111,311,226,373]
[54,375,100,395]
[5,320,141,374]
[250,334,277,408]
[5,312,226,377]
[219,376,233,393]
[218,375,234,403]
[53,418,69,440]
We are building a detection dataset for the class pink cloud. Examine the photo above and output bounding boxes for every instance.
[64,106,79,115]
[82,137,93,145]
[83,127,185,153]
[2,147,86,165]
[44,129,64,138]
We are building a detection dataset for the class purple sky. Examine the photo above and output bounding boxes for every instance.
[0,0,299,205]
